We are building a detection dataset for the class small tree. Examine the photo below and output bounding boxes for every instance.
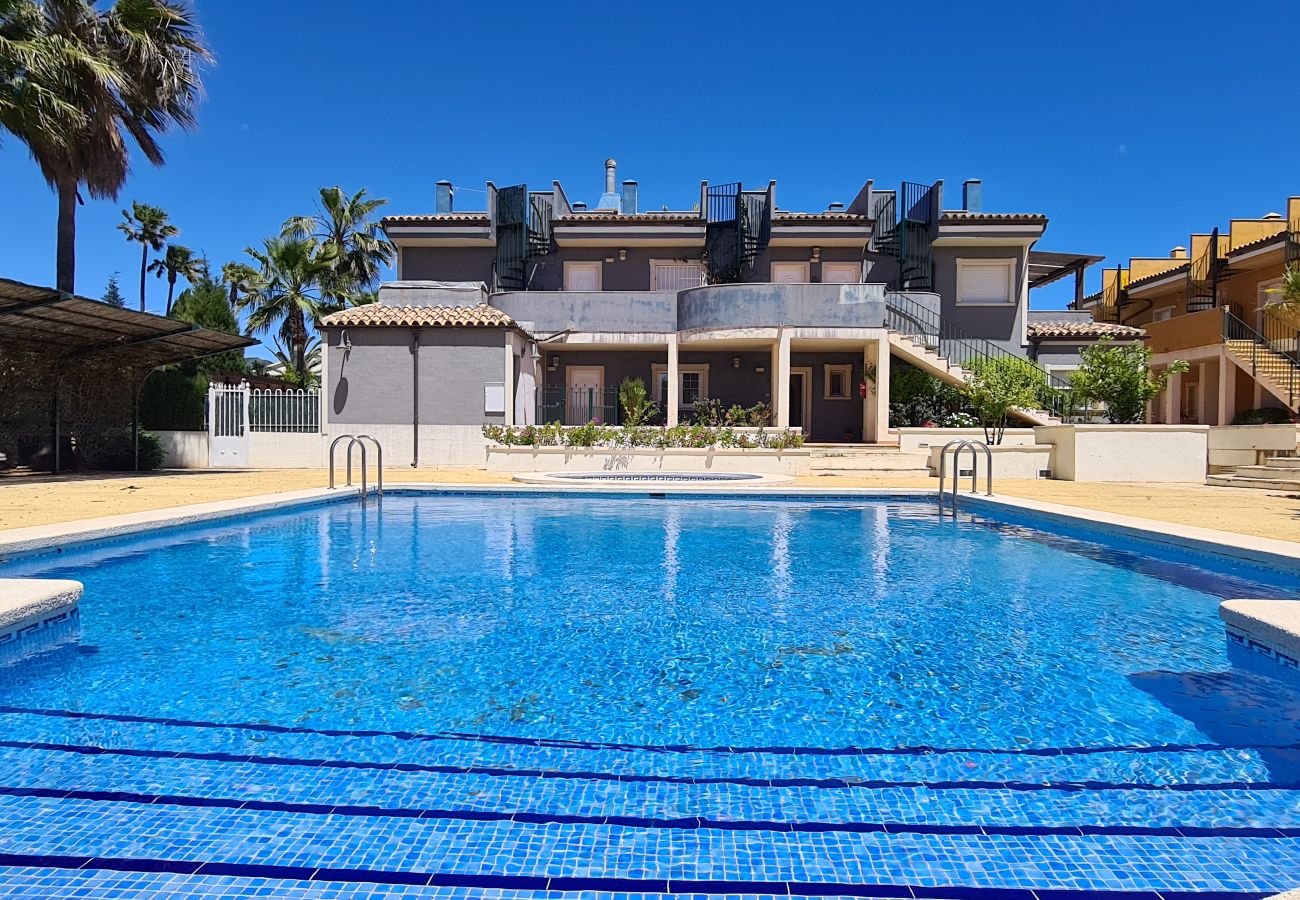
[964,356,1048,444]
[1070,338,1188,424]
[618,376,658,426]
[101,272,125,307]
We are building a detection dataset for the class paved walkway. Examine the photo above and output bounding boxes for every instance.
[2,468,1298,545]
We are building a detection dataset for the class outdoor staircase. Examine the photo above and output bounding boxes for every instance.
[1224,339,1300,413]
[886,330,1064,427]
[807,445,931,477]
[1207,454,1300,490]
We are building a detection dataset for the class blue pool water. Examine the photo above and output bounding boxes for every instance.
[0,492,1298,899]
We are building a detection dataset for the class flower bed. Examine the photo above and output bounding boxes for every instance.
[482,423,804,450]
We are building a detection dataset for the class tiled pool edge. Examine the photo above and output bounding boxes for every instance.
[1221,599,1300,674]
[0,578,81,648]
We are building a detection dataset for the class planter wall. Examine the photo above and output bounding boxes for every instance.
[487,446,811,475]
[1207,424,1299,470]
[927,444,1054,480]
[1034,425,1210,482]
[896,428,1038,453]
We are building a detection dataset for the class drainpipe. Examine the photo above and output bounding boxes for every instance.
[410,328,420,468]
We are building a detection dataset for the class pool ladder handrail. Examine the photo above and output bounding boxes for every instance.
[937,439,993,515]
[328,434,383,498]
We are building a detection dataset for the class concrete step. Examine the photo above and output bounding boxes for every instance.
[1229,465,1300,483]
[808,468,933,479]
[1207,474,1300,491]
[1265,456,1300,468]
[809,450,932,474]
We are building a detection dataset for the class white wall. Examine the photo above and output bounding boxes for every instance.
[1207,424,1299,469]
[1034,425,1209,482]
[248,433,324,468]
[327,424,489,468]
[897,428,1038,453]
[154,431,208,468]
[928,445,1053,479]
[488,447,811,475]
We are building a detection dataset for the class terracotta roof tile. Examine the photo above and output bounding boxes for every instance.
[319,304,516,328]
[554,213,701,223]
[1028,320,1145,340]
[382,214,490,225]
[940,212,1048,224]
[773,212,870,224]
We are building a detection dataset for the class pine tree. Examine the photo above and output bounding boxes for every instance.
[102,273,126,307]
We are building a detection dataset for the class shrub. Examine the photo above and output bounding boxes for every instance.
[1231,407,1294,425]
[889,361,967,428]
[481,423,804,450]
[691,398,772,427]
[83,428,166,471]
[618,377,659,426]
[1070,339,1189,424]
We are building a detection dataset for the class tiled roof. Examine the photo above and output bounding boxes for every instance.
[1028,320,1146,340]
[554,213,701,223]
[1227,230,1286,257]
[382,214,489,225]
[319,304,516,328]
[940,212,1048,224]
[773,212,870,224]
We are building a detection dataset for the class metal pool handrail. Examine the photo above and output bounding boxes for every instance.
[938,439,993,515]
[328,434,384,498]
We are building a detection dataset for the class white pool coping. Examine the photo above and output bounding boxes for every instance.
[0,578,82,644]
[512,471,796,486]
[1221,599,1300,669]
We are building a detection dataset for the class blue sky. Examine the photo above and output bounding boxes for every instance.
[2,0,1297,340]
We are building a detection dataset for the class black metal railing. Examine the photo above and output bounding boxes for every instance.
[528,193,554,259]
[1287,212,1300,268]
[1223,307,1300,409]
[897,181,935,291]
[1094,267,1130,323]
[493,184,529,291]
[870,191,898,253]
[536,386,622,426]
[704,182,743,283]
[884,294,1081,421]
[1187,228,1220,312]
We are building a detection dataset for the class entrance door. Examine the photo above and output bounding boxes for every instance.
[208,383,250,467]
[566,366,604,425]
[564,261,602,291]
[789,367,812,436]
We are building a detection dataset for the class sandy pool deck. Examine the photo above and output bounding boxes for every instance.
[2,468,1298,545]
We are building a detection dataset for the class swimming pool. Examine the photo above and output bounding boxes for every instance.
[0,492,1298,899]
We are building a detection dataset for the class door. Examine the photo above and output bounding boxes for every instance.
[208,383,250,467]
[564,261,602,291]
[789,367,812,435]
[821,262,861,284]
[566,365,604,425]
[771,261,810,283]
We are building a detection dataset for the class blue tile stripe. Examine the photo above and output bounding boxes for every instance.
[3,705,1296,760]
[0,853,1274,900]
[5,737,1299,794]
[2,784,1292,840]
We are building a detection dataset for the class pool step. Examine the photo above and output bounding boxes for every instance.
[809,448,932,477]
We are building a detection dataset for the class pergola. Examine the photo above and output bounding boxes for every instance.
[1027,250,1106,305]
[0,277,253,473]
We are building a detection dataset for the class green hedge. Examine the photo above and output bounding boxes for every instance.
[483,423,804,450]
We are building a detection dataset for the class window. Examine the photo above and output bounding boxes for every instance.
[1151,306,1175,322]
[651,261,705,291]
[956,259,1016,305]
[651,364,710,406]
[820,262,861,284]
[823,364,854,400]
[563,261,602,291]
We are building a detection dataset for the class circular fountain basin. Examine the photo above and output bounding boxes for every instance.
[512,471,794,486]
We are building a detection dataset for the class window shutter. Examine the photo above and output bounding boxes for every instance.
[959,262,1012,304]
[655,264,705,291]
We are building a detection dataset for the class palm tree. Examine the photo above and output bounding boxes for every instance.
[270,335,321,386]
[1264,264,1300,328]
[147,242,202,315]
[235,235,339,378]
[0,0,208,294]
[282,186,394,301]
[220,260,258,309]
[117,201,177,310]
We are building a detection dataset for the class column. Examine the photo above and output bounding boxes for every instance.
[1196,361,1208,424]
[774,328,792,429]
[1218,354,1236,426]
[666,336,679,426]
[1165,367,1182,424]
[503,338,516,424]
[862,343,875,443]
[873,336,891,443]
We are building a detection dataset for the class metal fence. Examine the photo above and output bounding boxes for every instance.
[537,386,621,426]
[247,387,320,433]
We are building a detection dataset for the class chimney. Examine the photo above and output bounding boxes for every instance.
[597,158,620,210]
[621,179,638,215]
[962,179,983,213]
[827,202,845,212]
[435,180,454,214]
[1170,246,1187,259]
[572,201,588,211]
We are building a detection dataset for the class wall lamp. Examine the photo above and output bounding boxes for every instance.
[618,248,627,261]
[810,247,822,262]
[548,355,560,371]
[732,356,741,368]
[335,329,352,354]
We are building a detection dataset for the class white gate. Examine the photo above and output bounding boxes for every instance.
[208,382,250,467]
